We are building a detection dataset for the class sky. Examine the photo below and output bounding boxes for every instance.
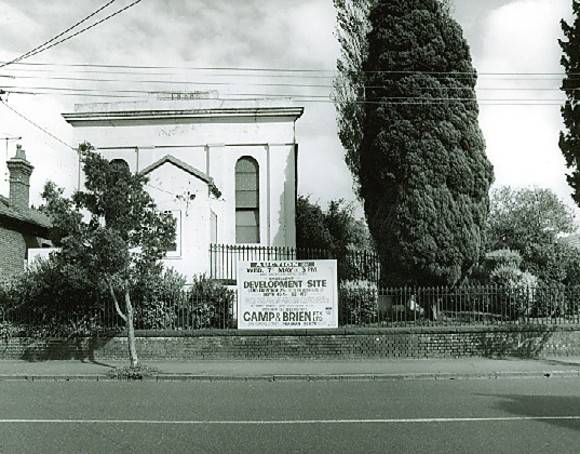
[0,0,576,220]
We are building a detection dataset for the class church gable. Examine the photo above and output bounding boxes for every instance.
[140,155,221,198]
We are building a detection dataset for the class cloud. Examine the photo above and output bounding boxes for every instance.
[0,0,350,211]
[4,0,573,224]
[474,0,577,214]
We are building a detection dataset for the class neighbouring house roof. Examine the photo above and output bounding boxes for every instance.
[140,155,221,198]
[0,194,52,236]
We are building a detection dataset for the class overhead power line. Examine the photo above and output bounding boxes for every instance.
[2,62,580,77]
[0,99,75,150]
[0,0,119,69]
[0,0,142,70]
[3,74,579,91]
[0,83,568,101]
[22,0,143,63]
[1,75,333,89]
[1,89,564,107]
[0,67,337,80]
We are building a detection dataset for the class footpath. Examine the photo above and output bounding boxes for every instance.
[1,357,580,381]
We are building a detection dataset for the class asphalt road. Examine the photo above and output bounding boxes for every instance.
[1,378,580,453]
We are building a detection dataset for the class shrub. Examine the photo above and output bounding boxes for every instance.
[1,257,188,335]
[0,259,109,336]
[133,269,186,329]
[176,275,235,329]
[484,249,523,273]
[490,265,538,319]
[339,280,378,325]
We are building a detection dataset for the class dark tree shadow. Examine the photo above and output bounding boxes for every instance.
[20,333,115,368]
[478,394,580,433]
[476,326,555,358]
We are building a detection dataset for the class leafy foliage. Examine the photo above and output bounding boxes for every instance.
[486,186,578,285]
[296,196,371,251]
[338,280,378,325]
[177,275,235,329]
[338,0,493,286]
[334,0,374,194]
[41,143,176,365]
[559,0,580,205]
[133,269,185,330]
[483,249,523,272]
[43,146,176,285]
[489,265,538,320]
[296,196,375,280]
[0,258,110,336]
[295,196,335,251]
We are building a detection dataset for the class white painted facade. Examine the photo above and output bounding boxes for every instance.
[62,98,303,280]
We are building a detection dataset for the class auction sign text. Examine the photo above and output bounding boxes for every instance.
[237,260,338,330]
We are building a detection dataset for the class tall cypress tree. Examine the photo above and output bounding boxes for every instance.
[358,0,494,286]
[334,0,373,195]
[559,0,580,205]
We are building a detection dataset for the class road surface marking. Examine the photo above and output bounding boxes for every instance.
[1,417,580,425]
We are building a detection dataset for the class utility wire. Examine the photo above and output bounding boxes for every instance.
[3,74,579,91]
[0,83,567,100]
[0,86,567,105]
[1,67,337,80]
[3,65,577,82]
[1,86,337,99]
[4,92,563,106]
[1,75,333,89]
[0,0,142,70]
[0,0,119,69]
[0,98,75,150]
[22,0,143,62]
[2,62,580,77]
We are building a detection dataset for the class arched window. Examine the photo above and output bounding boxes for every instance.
[235,156,260,243]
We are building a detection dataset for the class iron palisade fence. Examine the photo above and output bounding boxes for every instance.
[209,244,382,283]
[2,284,580,332]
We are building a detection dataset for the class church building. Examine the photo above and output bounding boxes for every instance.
[62,96,304,281]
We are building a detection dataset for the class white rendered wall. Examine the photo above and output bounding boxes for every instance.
[66,101,301,281]
[145,162,211,279]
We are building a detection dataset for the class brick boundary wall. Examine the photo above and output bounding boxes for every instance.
[2,325,580,361]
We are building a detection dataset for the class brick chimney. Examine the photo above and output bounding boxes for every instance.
[6,144,33,210]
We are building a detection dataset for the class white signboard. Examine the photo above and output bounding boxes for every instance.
[27,248,60,267]
[237,259,338,330]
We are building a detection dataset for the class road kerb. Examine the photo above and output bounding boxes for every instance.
[0,370,579,382]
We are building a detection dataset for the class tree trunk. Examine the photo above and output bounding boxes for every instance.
[124,289,139,367]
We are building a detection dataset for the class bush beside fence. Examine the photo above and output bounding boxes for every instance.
[3,284,580,336]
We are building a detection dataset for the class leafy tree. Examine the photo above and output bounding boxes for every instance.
[334,0,374,194]
[486,186,578,285]
[296,196,371,253]
[334,0,455,194]
[338,0,493,286]
[295,196,335,251]
[326,200,372,250]
[42,143,175,366]
[296,196,374,280]
[559,0,580,205]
